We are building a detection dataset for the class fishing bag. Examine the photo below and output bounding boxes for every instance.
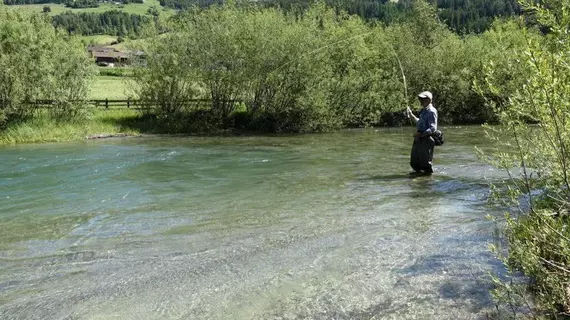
[433,130,444,146]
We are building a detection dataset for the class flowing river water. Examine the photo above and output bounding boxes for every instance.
[0,126,508,319]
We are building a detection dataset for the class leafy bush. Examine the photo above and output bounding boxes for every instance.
[131,31,201,121]
[132,3,410,132]
[130,1,534,132]
[481,0,570,317]
[0,7,94,126]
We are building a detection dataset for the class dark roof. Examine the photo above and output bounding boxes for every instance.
[87,46,143,59]
[92,51,129,59]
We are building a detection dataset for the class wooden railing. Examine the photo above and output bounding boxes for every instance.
[89,98,214,109]
[16,99,221,110]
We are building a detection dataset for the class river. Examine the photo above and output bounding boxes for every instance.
[0,126,506,319]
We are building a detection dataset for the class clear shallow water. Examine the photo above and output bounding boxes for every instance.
[0,127,506,320]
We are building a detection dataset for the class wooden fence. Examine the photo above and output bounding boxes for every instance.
[89,98,215,110]
[19,98,220,110]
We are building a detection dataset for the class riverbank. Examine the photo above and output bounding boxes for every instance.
[0,109,150,145]
[0,109,304,145]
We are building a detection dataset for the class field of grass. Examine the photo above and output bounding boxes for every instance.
[109,36,148,50]
[89,75,137,100]
[80,34,118,45]
[8,0,174,16]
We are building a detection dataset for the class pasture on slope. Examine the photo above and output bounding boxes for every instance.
[8,0,173,16]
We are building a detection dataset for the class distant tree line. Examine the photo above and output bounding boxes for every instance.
[4,0,521,34]
[154,0,521,34]
[52,10,151,37]
[158,0,222,10]
[3,0,64,4]
[4,0,142,5]
[63,0,99,9]
[262,0,520,33]
[437,0,520,33]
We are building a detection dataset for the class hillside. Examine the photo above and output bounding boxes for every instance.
[6,0,173,16]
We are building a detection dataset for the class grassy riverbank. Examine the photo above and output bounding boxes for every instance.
[0,109,150,144]
[1,75,143,145]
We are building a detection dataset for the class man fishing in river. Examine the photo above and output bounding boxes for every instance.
[406,91,438,175]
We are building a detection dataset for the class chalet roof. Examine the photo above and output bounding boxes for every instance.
[91,50,130,59]
[87,46,143,59]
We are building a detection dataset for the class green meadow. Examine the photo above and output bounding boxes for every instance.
[90,75,137,100]
[9,0,174,16]
[80,34,118,45]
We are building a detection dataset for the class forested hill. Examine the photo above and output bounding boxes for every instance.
[4,0,63,4]
[157,0,521,34]
[52,11,151,37]
[263,0,520,33]
[437,0,520,33]
[4,0,521,34]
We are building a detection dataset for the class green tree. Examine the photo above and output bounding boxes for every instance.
[131,1,527,133]
[0,7,94,127]
[321,13,403,126]
[130,28,201,130]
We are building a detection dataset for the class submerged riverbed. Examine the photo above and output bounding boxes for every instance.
[0,126,506,319]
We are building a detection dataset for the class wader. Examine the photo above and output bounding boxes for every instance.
[410,136,435,173]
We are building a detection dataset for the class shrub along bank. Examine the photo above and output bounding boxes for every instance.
[480,0,570,317]
[129,1,533,133]
[1,1,535,137]
[0,6,94,129]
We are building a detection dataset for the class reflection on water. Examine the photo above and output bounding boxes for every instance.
[0,126,505,319]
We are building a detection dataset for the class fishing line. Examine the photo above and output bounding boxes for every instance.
[252,27,414,144]
[265,30,412,116]
[268,31,375,76]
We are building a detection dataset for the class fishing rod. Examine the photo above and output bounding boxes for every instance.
[393,51,409,105]
[387,43,414,133]
[268,31,375,76]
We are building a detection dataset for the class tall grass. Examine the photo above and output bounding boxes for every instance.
[0,109,148,144]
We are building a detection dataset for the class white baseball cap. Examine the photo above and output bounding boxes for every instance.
[417,91,433,100]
